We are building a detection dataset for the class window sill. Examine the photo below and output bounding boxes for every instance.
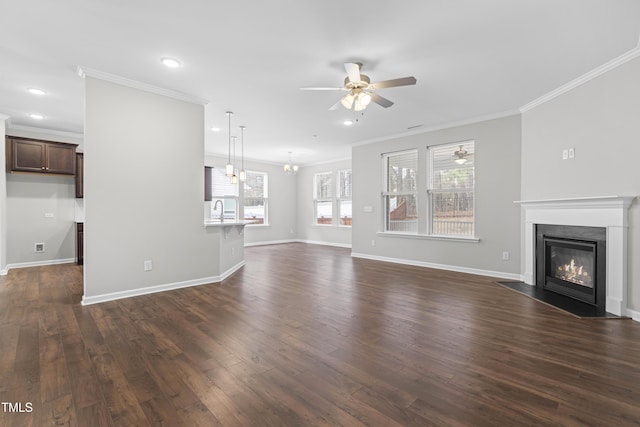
[376,231,480,243]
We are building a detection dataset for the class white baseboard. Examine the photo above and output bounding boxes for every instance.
[245,239,352,249]
[244,239,298,247]
[626,308,640,322]
[1,258,77,275]
[81,261,245,306]
[297,239,352,249]
[350,252,523,282]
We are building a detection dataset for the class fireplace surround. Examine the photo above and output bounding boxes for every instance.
[516,196,635,316]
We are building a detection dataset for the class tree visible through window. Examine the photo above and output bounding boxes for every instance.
[338,170,352,226]
[428,141,475,236]
[382,150,418,233]
[314,172,333,225]
[243,171,268,225]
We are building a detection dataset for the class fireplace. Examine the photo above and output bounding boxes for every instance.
[536,224,606,310]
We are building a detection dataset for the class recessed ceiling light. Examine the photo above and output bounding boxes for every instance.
[210,127,220,132]
[343,120,354,126]
[29,113,44,120]
[161,57,182,68]
[27,88,46,96]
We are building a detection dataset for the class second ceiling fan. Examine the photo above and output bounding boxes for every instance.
[301,62,417,111]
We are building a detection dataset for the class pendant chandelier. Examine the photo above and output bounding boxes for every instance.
[230,136,238,184]
[239,125,246,182]
[283,151,298,175]
[225,111,234,176]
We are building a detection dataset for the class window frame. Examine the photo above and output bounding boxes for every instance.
[381,149,419,234]
[243,170,269,226]
[313,171,334,226]
[337,169,352,227]
[427,140,476,238]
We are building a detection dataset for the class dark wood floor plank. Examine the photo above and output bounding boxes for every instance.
[2,244,640,426]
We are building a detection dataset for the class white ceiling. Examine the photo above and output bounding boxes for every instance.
[1,1,639,165]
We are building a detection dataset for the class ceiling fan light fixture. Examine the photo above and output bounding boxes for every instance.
[359,92,372,106]
[341,93,355,109]
[454,145,469,164]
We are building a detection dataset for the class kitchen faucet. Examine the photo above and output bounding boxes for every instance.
[213,199,224,222]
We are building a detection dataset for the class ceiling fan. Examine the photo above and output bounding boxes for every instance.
[301,62,417,111]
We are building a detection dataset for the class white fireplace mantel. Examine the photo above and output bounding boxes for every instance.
[515,196,636,316]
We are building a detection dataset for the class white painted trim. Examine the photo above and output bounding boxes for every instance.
[351,109,520,148]
[6,123,83,140]
[626,308,640,322]
[77,66,209,106]
[2,258,76,275]
[520,46,640,113]
[350,252,522,282]
[298,239,352,249]
[244,239,298,247]
[81,261,245,305]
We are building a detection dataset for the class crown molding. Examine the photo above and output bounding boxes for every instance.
[6,123,83,140]
[77,66,209,106]
[520,46,640,113]
[350,108,520,148]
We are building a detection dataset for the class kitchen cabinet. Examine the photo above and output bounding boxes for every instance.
[6,136,77,175]
[75,153,84,198]
[76,223,84,265]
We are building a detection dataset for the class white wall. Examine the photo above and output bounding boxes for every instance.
[352,115,522,278]
[521,55,640,311]
[3,127,81,270]
[297,158,352,247]
[83,76,219,301]
[0,116,7,272]
[205,154,297,245]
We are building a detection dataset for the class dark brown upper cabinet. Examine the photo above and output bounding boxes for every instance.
[75,152,84,198]
[6,136,78,175]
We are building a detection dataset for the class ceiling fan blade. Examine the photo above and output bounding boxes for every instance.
[300,87,343,91]
[329,98,344,110]
[370,76,417,89]
[344,62,362,83]
[370,92,394,108]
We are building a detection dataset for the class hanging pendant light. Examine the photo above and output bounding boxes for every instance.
[239,125,246,182]
[225,111,234,176]
[230,136,238,183]
[283,151,298,175]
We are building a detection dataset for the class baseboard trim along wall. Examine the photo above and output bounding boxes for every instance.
[245,239,352,249]
[626,308,640,322]
[81,260,245,306]
[350,252,523,282]
[1,258,77,275]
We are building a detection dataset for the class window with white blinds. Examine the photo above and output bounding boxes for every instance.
[382,150,418,233]
[243,171,268,225]
[210,167,238,221]
[428,141,475,236]
[314,172,333,225]
[338,169,352,226]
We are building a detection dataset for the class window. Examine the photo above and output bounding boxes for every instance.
[210,167,238,221]
[243,171,268,225]
[314,172,333,225]
[382,150,418,233]
[337,169,352,226]
[428,141,475,237]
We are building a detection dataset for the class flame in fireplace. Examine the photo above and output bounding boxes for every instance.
[556,258,592,286]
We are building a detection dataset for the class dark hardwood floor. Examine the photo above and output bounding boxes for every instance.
[2,243,640,426]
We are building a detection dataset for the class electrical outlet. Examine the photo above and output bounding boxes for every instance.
[562,149,568,160]
[502,251,510,261]
[34,243,45,253]
[143,260,153,271]
[44,212,54,218]
[568,147,575,159]
[231,247,235,255]
[371,239,376,247]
